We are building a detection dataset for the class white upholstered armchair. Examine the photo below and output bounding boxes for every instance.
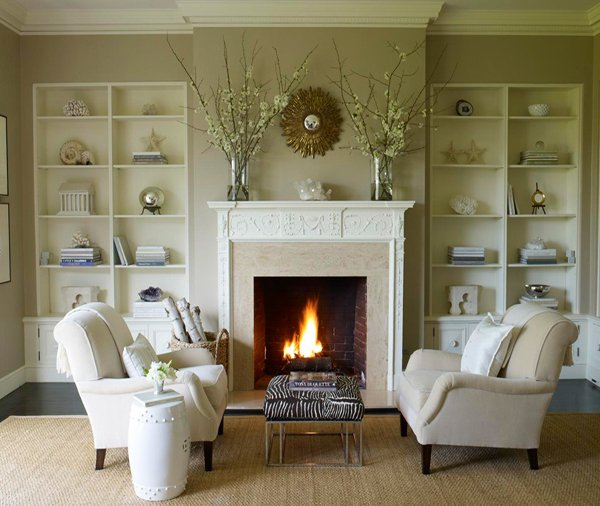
[397,303,578,474]
[53,302,228,471]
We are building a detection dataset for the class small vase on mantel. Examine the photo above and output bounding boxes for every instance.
[227,158,249,201]
[370,154,393,201]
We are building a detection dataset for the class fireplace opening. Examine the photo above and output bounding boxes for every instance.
[254,276,367,389]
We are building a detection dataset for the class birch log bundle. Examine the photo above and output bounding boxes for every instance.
[163,296,189,343]
[191,306,208,342]
[176,298,203,343]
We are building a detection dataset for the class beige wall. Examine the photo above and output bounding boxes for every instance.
[426,35,595,314]
[0,23,23,378]
[191,27,427,356]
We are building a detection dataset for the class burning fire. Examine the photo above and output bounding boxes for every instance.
[283,298,323,359]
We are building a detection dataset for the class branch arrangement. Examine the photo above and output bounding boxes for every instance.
[169,36,313,171]
[332,40,431,159]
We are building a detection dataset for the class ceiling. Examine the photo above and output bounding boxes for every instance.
[1,0,600,35]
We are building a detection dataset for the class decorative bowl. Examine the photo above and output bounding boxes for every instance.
[528,104,550,117]
[525,284,550,298]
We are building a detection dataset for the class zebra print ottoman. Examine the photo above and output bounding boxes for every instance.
[264,375,364,466]
[263,375,364,421]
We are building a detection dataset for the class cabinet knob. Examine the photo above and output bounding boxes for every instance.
[451,340,459,348]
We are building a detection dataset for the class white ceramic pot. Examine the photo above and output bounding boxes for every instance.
[128,391,190,501]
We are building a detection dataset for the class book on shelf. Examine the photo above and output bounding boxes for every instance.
[507,184,519,215]
[113,236,134,266]
[60,259,103,266]
[288,371,338,391]
[519,295,558,309]
[133,300,167,318]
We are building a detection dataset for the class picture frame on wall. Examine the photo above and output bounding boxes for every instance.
[0,203,10,283]
[0,114,7,196]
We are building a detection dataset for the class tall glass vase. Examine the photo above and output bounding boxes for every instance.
[227,158,249,201]
[370,154,393,201]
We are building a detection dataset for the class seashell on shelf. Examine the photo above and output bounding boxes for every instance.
[80,150,95,166]
[60,140,86,165]
[449,194,478,215]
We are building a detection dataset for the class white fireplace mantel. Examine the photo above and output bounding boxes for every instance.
[208,200,414,390]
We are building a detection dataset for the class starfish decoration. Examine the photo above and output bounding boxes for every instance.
[441,141,462,164]
[464,140,487,164]
[142,128,166,152]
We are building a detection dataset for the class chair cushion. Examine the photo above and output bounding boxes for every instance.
[399,369,447,412]
[180,364,228,409]
[122,334,158,377]
[461,314,514,376]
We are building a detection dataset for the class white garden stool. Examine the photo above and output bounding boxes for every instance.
[128,390,190,501]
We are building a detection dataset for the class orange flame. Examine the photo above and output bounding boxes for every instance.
[283,298,323,359]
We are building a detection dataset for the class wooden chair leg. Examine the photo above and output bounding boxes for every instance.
[421,444,432,475]
[203,441,213,471]
[218,416,224,435]
[400,413,408,437]
[95,449,106,470]
[527,448,539,470]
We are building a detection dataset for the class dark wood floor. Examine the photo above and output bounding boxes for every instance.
[1,379,599,422]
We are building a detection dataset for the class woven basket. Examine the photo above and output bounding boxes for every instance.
[170,329,229,371]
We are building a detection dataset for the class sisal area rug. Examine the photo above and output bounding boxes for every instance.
[0,414,599,505]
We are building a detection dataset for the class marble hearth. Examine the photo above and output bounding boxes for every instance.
[208,201,414,391]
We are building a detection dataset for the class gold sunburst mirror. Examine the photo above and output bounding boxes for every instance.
[280,87,342,158]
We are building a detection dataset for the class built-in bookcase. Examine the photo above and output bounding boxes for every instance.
[428,83,581,317]
[33,82,190,317]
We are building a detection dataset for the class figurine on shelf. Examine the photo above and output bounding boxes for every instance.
[142,128,166,152]
[71,231,90,248]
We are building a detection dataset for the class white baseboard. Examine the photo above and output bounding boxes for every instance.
[25,366,73,383]
[0,366,26,399]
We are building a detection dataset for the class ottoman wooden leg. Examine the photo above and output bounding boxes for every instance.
[400,413,408,437]
[203,441,213,471]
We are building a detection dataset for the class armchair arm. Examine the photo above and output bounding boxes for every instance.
[405,349,462,372]
[159,348,215,368]
[419,372,556,427]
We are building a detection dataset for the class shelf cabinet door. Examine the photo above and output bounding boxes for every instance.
[428,322,468,354]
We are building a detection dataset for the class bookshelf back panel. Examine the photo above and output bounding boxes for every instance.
[112,120,186,165]
[115,270,187,315]
[36,121,109,166]
[113,168,186,215]
[112,85,186,116]
[431,219,502,264]
[36,86,109,117]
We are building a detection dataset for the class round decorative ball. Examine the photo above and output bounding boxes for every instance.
[139,187,165,208]
[527,104,550,117]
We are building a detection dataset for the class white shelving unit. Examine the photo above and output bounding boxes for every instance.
[426,83,583,377]
[28,82,189,378]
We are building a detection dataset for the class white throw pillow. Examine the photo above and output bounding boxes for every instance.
[461,313,514,377]
[122,333,159,377]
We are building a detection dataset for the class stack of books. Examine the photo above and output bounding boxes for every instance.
[135,246,170,266]
[131,151,168,165]
[288,371,338,392]
[60,247,102,266]
[518,248,557,264]
[519,150,558,165]
[447,246,485,265]
[133,300,167,318]
[519,294,559,309]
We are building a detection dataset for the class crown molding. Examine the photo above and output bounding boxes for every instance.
[177,0,443,27]
[587,3,600,35]
[17,8,191,35]
[428,8,593,36]
[0,0,26,34]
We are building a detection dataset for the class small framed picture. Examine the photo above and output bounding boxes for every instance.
[0,203,10,284]
[0,114,7,196]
